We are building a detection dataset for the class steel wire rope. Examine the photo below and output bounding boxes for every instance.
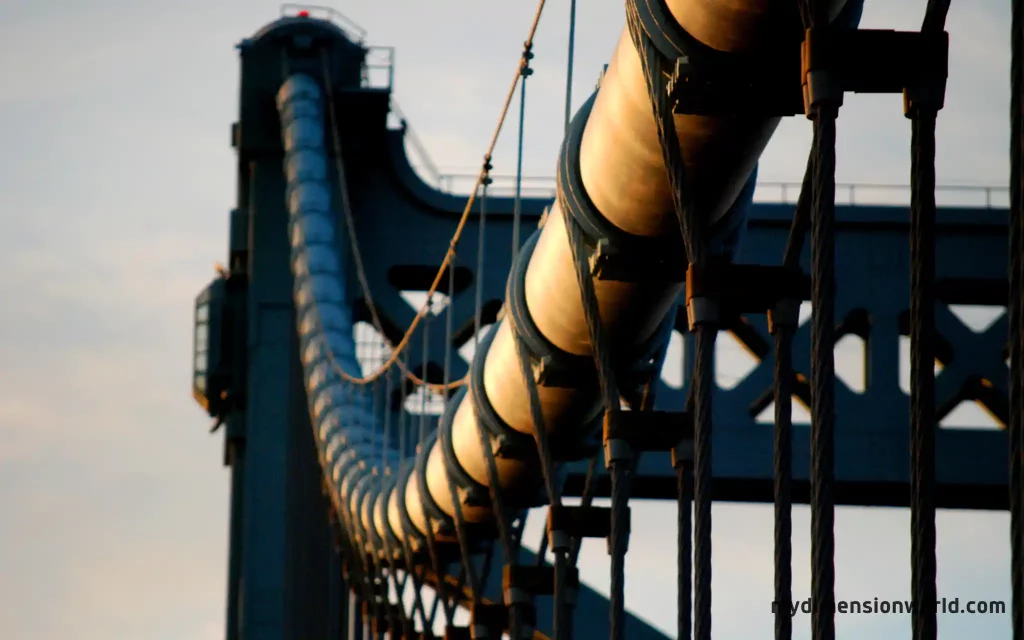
[532,452,601,573]
[383,365,394,466]
[559,187,631,640]
[769,9,895,636]
[467,169,526,637]
[367,375,392,637]
[344,382,379,634]
[564,0,578,134]
[511,43,532,264]
[532,450,603,640]
[906,4,950,639]
[1009,0,1024,633]
[533,0,586,575]
[338,386,382,628]
[379,365,410,635]
[414,12,547,638]
[314,4,551,625]
[319,47,464,392]
[511,328,572,640]
[314,0,549,389]
[491,31,580,639]
[548,78,676,636]
[397,348,433,633]
[769,158,817,640]
[798,2,839,638]
[413,303,459,630]
[623,3,717,640]
[552,107,671,637]
[342,383,382,626]
[432,259,491,636]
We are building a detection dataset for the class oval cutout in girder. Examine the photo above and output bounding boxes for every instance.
[387,264,474,295]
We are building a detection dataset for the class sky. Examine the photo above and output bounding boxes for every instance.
[0,0,1016,639]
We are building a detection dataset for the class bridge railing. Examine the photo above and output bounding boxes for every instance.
[280,3,367,41]
[278,4,393,90]
[410,167,1010,208]
[753,181,1011,208]
[362,47,395,90]
[431,171,561,199]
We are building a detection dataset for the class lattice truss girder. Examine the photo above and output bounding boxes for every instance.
[360,222,1013,431]
[212,0,1023,637]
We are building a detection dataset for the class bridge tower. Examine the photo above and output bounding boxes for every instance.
[191,4,1022,639]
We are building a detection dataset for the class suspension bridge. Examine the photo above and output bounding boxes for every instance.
[190,1,1023,638]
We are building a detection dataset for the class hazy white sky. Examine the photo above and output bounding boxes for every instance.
[0,0,1016,638]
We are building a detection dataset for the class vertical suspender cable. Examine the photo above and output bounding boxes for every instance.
[559,202,626,639]
[417,307,454,628]
[674,372,694,639]
[771,316,795,640]
[398,353,408,458]
[690,295,714,640]
[502,36,583,640]
[908,3,949,639]
[344,383,376,625]
[419,311,432,444]
[808,74,838,640]
[514,329,570,640]
[1009,0,1024,634]
[383,367,394,468]
[367,378,387,637]
[676,449,693,640]
[438,260,484,612]
[512,83,527,260]
[397,348,431,633]
[381,367,400,632]
[563,0,577,134]
[297,9,558,627]
[471,172,527,637]
[476,174,492,359]
[512,44,533,268]
[534,3,572,564]
[800,2,838,638]
[623,3,711,638]
[773,160,816,640]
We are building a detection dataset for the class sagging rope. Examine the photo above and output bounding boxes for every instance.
[297,3,1024,638]
[317,0,549,390]
[314,8,551,630]
[347,32,546,639]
